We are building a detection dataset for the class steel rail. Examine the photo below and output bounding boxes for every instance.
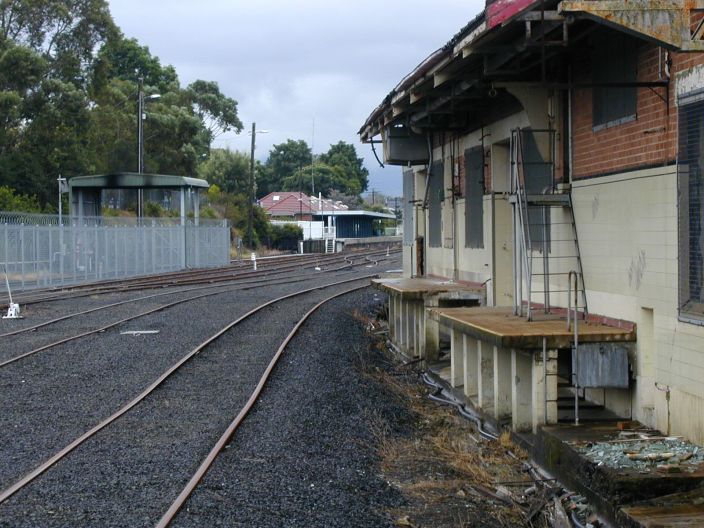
[0,267,368,369]
[0,259,362,339]
[11,254,331,304]
[12,248,399,305]
[156,283,367,527]
[0,275,376,506]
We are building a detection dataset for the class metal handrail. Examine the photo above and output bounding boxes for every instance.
[567,269,580,426]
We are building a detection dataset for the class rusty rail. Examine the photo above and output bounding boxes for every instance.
[0,275,376,506]
[156,283,368,527]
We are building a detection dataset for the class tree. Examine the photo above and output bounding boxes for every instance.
[0,186,41,212]
[328,189,361,209]
[318,141,369,194]
[261,139,311,197]
[282,162,354,197]
[197,148,250,195]
[0,0,117,83]
[187,80,243,143]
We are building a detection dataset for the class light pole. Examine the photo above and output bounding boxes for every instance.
[247,122,268,248]
[57,176,67,224]
[137,78,161,217]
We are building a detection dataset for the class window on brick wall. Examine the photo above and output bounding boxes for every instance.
[678,96,704,322]
[592,32,638,129]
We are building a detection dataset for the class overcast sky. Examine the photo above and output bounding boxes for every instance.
[109,0,485,196]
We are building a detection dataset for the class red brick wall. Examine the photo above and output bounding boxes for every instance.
[572,44,704,179]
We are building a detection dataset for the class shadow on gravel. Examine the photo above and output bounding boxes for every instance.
[353,302,550,528]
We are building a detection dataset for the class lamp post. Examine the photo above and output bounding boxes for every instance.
[247,122,268,248]
[137,78,161,217]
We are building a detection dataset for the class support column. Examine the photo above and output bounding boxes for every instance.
[388,295,396,344]
[464,336,479,403]
[512,349,533,432]
[450,328,464,388]
[424,298,440,362]
[533,349,559,429]
[415,302,422,359]
[477,340,494,412]
[494,345,512,420]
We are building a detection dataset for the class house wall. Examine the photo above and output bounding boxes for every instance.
[570,166,704,443]
[567,45,704,443]
[396,35,704,443]
[420,111,531,301]
[572,44,704,179]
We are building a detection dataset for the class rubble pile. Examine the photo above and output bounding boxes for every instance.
[573,432,704,474]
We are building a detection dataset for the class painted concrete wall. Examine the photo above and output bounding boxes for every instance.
[571,166,704,443]
[418,111,531,301]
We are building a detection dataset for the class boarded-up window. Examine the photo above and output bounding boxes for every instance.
[464,147,484,248]
[678,95,704,322]
[592,32,638,128]
[428,161,443,248]
[402,168,414,246]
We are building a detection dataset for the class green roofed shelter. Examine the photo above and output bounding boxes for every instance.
[68,172,209,221]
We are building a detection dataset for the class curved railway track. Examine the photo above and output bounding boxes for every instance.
[0,253,396,368]
[0,276,376,526]
[11,247,399,306]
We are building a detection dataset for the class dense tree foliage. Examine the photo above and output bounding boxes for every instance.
[0,1,242,208]
[258,139,369,200]
[197,148,250,195]
[0,185,41,212]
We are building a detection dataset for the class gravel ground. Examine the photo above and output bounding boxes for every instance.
[0,280,396,526]
[0,263,395,526]
[173,288,407,528]
[0,264,387,496]
[0,263,350,334]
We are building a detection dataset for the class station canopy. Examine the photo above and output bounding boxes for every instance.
[68,172,209,218]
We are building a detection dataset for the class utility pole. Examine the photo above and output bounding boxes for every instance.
[137,78,144,217]
[247,122,256,248]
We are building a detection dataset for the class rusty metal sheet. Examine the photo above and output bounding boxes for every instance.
[559,0,704,51]
[573,342,630,388]
[488,0,540,29]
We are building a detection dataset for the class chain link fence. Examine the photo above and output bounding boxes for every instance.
[0,212,230,291]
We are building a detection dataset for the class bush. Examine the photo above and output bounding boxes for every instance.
[0,186,42,213]
[269,223,303,251]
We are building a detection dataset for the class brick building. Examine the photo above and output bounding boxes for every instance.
[360,0,704,444]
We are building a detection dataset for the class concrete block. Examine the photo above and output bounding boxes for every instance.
[450,328,464,388]
[512,349,533,432]
[494,345,512,419]
[464,335,479,401]
[478,340,494,412]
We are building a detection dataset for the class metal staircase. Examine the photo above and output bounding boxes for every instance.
[510,128,588,321]
[325,237,335,254]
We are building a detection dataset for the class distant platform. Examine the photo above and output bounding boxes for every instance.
[372,277,485,301]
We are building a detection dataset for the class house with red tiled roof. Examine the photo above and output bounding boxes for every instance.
[258,192,348,221]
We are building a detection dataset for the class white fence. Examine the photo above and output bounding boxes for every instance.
[271,220,335,241]
[0,212,230,291]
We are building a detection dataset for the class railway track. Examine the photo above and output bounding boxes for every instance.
[11,247,399,306]
[0,276,378,526]
[0,250,398,346]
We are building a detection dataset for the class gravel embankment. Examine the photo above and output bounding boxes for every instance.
[174,288,408,528]
[0,282,402,527]
[0,266,382,494]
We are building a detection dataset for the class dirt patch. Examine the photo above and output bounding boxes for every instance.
[354,308,552,528]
